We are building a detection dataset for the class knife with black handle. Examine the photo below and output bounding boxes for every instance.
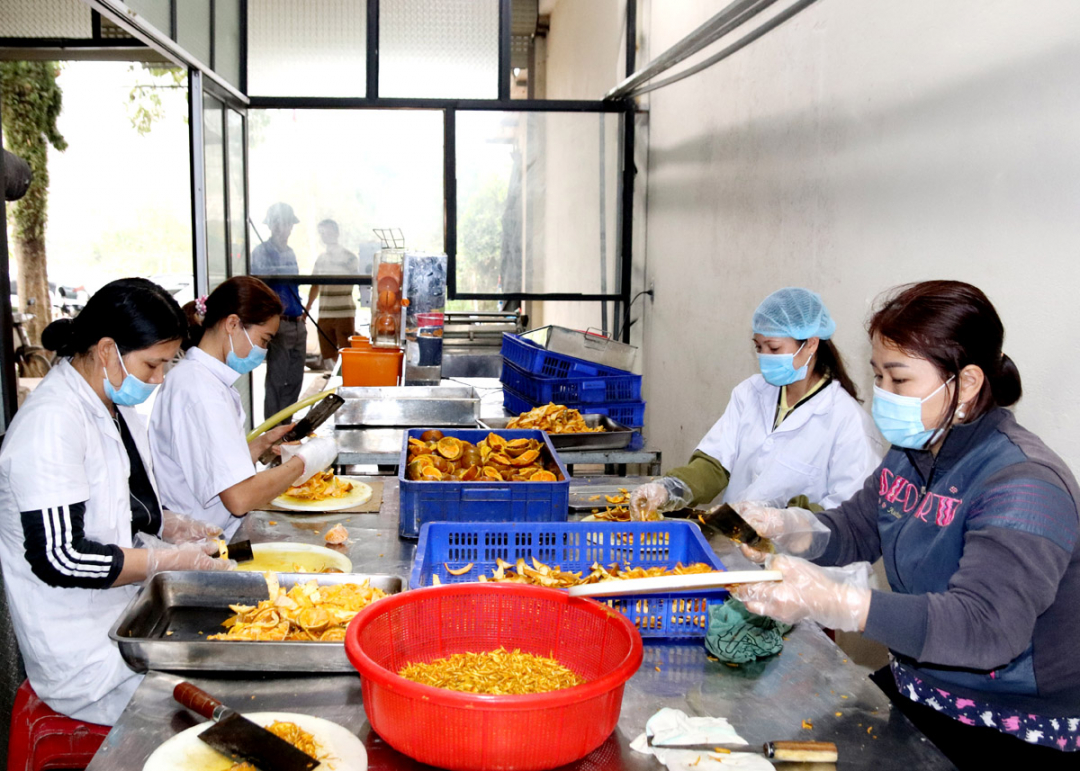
[669,503,775,552]
[258,393,345,467]
[174,682,319,771]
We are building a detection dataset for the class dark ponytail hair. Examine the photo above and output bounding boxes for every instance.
[183,276,283,349]
[812,339,860,402]
[42,278,186,357]
[868,280,1021,424]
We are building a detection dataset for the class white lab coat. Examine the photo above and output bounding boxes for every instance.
[0,360,154,724]
[149,348,255,538]
[696,375,885,509]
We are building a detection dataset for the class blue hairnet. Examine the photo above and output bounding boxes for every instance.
[752,287,836,340]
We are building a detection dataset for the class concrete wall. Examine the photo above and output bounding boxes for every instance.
[632,0,1080,472]
[530,0,636,342]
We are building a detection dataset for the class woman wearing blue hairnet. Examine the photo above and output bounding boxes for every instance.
[630,287,885,520]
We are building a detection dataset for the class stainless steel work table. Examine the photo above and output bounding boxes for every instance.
[87,478,952,770]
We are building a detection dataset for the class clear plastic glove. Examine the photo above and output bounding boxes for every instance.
[629,477,693,521]
[160,510,222,547]
[733,554,872,632]
[280,436,339,485]
[730,501,831,561]
[136,533,235,577]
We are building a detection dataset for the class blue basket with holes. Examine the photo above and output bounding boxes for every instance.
[500,361,642,405]
[410,521,727,640]
[501,333,631,379]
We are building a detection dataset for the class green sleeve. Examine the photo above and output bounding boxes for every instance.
[667,451,730,507]
[786,494,824,513]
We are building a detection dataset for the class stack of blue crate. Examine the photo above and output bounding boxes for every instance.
[499,333,646,428]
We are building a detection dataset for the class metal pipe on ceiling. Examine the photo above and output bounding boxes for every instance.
[628,0,822,98]
[604,0,782,100]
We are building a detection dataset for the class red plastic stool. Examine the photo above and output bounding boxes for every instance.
[7,680,110,771]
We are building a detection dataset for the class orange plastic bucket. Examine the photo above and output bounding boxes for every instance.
[341,347,402,387]
[349,335,372,349]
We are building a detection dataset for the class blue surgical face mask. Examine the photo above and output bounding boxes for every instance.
[103,343,157,406]
[757,343,808,387]
[226,325,268,375]
[871,377,955,449]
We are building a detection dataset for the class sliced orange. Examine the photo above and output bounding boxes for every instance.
[420,429,445,442]
[420,466,444,481]
[531,470,557,482]
[461,465,480,481]
[508,449,540,467]
[436,436,463,460]
[482,466,504,481]
[485,433,508,451]
[488,453,513,466]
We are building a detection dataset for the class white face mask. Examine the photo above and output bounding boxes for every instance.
[871,377,955,449]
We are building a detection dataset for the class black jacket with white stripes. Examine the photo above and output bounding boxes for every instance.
[20,502,125,588]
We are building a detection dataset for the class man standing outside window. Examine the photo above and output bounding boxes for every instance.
[251,202,306,417]
[306,219,359,371]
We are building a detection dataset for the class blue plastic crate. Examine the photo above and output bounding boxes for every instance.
[500,361,642,405]
[503,386,646,429]
[411,521,727,640]
[398,428,570,539]
[501,333,631,379]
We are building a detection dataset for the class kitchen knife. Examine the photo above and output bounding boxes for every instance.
[259,393,345,467]
[687,503,775,552]
[647,736,838,763]
[214,540,255,563]
[173,682,319,771]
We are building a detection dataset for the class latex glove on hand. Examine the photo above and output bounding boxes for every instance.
[136,533,235,578]
[629,477,693,521]
[160,510,222,548]
[730,501,831,562]
[280,436,339,485]
[733,554,872,632]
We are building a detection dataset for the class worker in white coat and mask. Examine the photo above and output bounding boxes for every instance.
[150,276,338,539]
[630,287,885,520]
[0,279,234,725]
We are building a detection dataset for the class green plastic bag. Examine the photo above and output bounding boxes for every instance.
[704,597,793,664]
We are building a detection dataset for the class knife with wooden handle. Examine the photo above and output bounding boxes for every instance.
[648,736,838,762]
[174,682,319,771]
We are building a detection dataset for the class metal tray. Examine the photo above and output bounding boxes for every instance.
[334,386,479,427]
[478,414,634,451]
[521,325,638,371]
[109,571,402,673]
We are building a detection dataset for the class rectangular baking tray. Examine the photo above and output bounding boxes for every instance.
[334,386,479,427]
[109,571,402,673]
[477,414,634,451]
[521,325,637,371]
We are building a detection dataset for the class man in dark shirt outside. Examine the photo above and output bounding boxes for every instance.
[251,202,306,417]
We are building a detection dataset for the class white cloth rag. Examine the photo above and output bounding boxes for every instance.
[629,708,773,771]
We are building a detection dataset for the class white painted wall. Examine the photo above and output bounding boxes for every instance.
[631,0,1080,472]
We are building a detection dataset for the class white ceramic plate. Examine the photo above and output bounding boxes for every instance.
[235,542,353,573]
[272,478,373,512]
[142,711,367,771]
[566,570,783,598]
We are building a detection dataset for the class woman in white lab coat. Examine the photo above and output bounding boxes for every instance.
[150,276,337,539]
[0,279,234,725]
[630,287,884,519]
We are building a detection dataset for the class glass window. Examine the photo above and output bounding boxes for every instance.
[214,0,242,88]
[247,109,443,278]
[203,94,228,292]
[176,0,212,66]
[247,0,367,97]
[456,111,621,296]
[122,0,171,35]
[4,0,92,38]
[227,109,247,278]
[380,0,498,99]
